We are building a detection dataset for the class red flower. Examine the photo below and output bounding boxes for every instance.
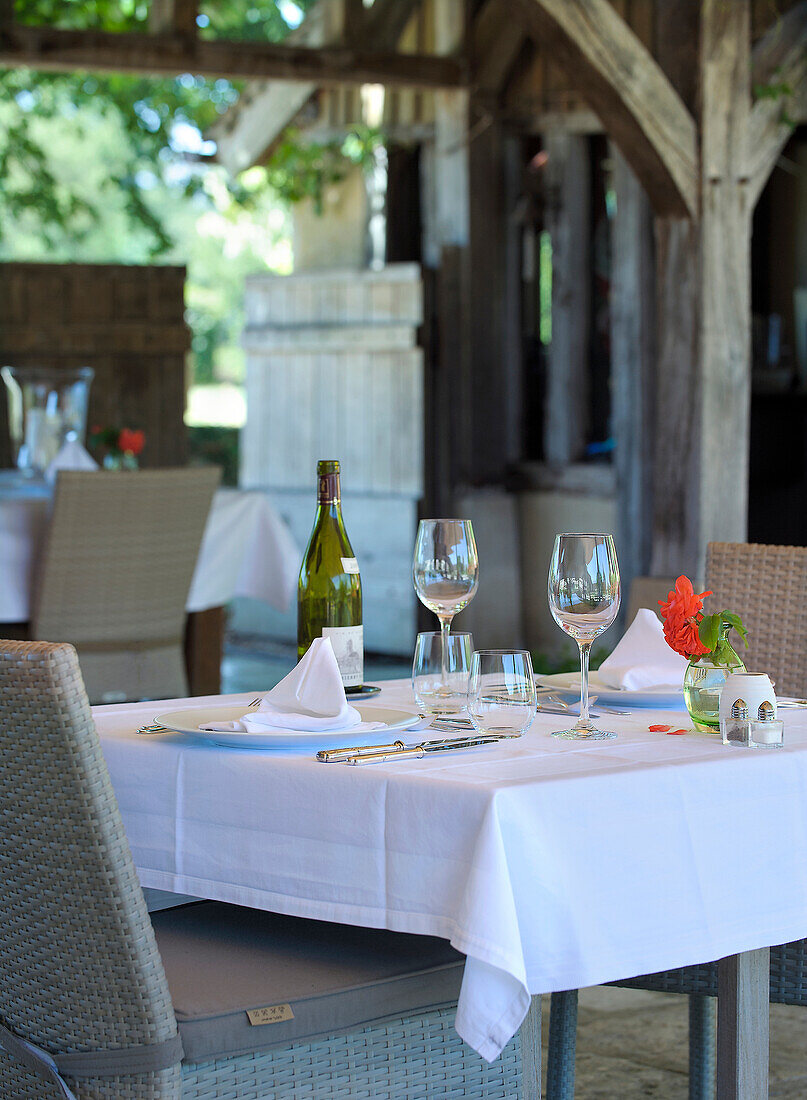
[118,428,145,456]
[658,575,712,660]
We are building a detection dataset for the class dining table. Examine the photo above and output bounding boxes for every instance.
[0,473,301,693]
[95,679,807,1099]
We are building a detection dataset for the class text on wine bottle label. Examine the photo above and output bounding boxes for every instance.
[322,625,364,687]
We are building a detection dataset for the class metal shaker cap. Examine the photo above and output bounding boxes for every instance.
[757,700,775,721]
[731,699,749,720]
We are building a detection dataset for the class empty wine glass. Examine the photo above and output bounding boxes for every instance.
[548,533,621,740]
[468,650,537,738]
[412,631,473,716]
[412,519,479,689]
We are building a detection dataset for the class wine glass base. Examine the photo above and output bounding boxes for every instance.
[551,727,617,741]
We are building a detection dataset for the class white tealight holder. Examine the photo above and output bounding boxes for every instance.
[719,672,780,748]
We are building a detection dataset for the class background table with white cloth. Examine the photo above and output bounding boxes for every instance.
[0,478,300,691]
[96,679,807,1083]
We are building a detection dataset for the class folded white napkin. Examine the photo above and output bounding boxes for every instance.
[45,439,98,484]
[201,637,384,735]
[597,608,688,691]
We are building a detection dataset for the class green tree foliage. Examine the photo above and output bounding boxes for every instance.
[2,0,317,253]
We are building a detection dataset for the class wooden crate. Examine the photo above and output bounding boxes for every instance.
[0,262,190,468]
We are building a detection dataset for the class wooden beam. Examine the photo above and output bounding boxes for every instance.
[611,145,655,598]
[543,129,590,467]
[211,0,422,174]
[512,0,698,218]
[716,949,770,1100]
[149,0,198,37]
[0,23,466,88]
[746,1,807,206]
[698,0,752,555]
[343,0,365,47]
[473,0,527,95]
[363,0,421,53]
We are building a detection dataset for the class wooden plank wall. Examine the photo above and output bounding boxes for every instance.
[241,266,423,496]
[239,265,424,654]
[0,262,189,468]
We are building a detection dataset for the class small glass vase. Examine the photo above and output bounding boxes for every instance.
[683,624,746,733]
[103,452,139,471]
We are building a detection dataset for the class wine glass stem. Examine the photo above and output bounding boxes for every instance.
[578,640,592,723]
[439,615,453,687]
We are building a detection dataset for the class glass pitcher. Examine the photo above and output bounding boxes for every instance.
[2,365,94,476]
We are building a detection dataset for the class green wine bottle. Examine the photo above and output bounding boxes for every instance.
[297,459,363,691]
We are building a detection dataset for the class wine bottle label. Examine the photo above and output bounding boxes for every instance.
[341,557,360,574]
[322,625,363,687]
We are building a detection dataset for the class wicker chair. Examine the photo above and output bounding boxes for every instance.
[705,541,807,697]
[545,542,807,1099]
[0,640,521,1099]
[31,469,220,704]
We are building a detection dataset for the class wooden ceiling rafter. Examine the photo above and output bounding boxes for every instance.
[0,1,466,89]
[472,0,529,99]
[511,0,699,218]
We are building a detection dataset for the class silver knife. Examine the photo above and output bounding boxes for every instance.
[318,734,498,763]
[343,735,501,765]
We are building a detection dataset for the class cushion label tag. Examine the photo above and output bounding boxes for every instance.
[247,1004,295,1026]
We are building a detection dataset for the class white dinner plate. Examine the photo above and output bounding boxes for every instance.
[151,704,423,750]
[538,672,685,709]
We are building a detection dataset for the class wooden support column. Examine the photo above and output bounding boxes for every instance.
[610,145,655,595]
[422,0,472,511]
[468,116,524,480]
[717,949,770,1100]
[543,129,590,468]
[651,0,751,579]
[697,0,752,556]
[650,216,702,576]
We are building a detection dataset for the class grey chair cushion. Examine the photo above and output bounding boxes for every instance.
[152,902,465,1063]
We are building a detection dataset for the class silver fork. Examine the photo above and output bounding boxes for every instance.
[136,695,263,735]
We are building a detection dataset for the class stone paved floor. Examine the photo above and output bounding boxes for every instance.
[548,987,807,1098]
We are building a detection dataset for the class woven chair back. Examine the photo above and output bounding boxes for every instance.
[705,541,807,697]
[32,468,220,703]
[0,640,181,1099]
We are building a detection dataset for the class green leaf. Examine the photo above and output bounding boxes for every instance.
[721,610,749,647]
[697,613,720,653]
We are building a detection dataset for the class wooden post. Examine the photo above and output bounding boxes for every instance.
[520,994,542,1100]
[342,0,365,46]
[651,0,752,579]
[650,216,702,577]
[697,0,752,555]
[610,145,655,595]
[422,0,472,510]
[543,128,590,468]
[717,949,770,1100]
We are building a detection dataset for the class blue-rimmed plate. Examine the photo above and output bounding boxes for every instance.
[538,672,686,709]
[150,703,422,750]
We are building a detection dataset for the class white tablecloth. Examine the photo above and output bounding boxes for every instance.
[0,485,300,619]
[96,682,807,1062]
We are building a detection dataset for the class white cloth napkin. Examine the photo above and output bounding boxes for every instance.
[45,439,98,484]
[597,608,688,691]
[201,637,384,735]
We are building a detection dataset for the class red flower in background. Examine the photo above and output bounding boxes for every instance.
[118,428,145,456]
[659,575,712,659]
